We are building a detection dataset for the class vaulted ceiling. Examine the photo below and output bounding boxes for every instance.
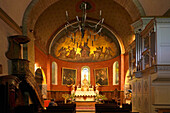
[2,0,170,54]
[25,0,141,54]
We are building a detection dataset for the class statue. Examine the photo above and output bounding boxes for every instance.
[81,74,89,91]
[71,84,75,94]
[95,84,100,94]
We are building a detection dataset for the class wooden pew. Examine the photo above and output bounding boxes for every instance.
[43,103,76,113]
[95,103,119,113]
[95,103,137,113]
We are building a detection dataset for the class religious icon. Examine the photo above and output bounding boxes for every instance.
[62,68,77,85]
[94,67,108,86]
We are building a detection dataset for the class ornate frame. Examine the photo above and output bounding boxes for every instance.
[94,67,109,86]
[62,67,77,86]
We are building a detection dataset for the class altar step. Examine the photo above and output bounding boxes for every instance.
[76,102,95,112]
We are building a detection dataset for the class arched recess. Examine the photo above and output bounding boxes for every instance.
[81,66,90,86]
[35,67,47,98]
[48,21,125,55]
[124,70,132,99]
[21,0,143,59]
[113,61,119,85]
[52,61,58,85]
[22,0,143,35]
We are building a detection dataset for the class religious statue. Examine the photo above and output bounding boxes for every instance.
[81,74,89,91]
[71,84,75,94]
[95,84,100,94]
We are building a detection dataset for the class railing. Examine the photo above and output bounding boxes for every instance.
[25,68,44,107]
[11,59,44,108]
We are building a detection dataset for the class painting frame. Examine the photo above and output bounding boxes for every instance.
[62,67,77,86]
[94,67,109,86]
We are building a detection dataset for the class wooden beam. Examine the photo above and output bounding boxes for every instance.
[0,8,22,34]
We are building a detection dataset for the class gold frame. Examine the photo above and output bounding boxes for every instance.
[94,67,109,86]
[62,67,77,86]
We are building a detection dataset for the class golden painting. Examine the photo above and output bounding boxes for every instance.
[62,68,77,85]
[94,67,108,86]
[51,29,120,62]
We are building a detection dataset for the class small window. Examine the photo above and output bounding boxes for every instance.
[113,61,119,85]
[81,66,90,85]
[52,62,57,85]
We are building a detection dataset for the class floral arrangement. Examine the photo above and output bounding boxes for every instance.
[68,93,75,103]
[62,93,75,103]
[95,94,107,103]
[62,94,70,99]
[62,94,70,103]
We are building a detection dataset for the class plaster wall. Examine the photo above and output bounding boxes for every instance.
[0,0,31,26]
[35,46,122,91]
[139,0,170,16]
[0,19,18,76]
[156,18,170,64]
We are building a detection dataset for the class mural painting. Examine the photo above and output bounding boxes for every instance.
[52,30,120,62]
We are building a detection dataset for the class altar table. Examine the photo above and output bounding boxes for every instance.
[75,91,96,101]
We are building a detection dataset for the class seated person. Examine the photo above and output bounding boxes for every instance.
[48,99,58,107]
[81,74,89,91]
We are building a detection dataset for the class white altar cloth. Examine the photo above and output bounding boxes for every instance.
[75,91,96,101]
[75,91,96,96]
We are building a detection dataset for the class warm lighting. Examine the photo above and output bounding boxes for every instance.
[34,63,38,71]
[65,2,104,46]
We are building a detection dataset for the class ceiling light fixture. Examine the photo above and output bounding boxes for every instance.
[64,2,104,46]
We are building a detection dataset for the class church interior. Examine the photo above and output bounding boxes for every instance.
[0,0,170,113]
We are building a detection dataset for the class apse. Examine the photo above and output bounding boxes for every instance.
[50,25,121,62]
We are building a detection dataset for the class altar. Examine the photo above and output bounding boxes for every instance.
[75,91,96,101]
[72,71,99,102]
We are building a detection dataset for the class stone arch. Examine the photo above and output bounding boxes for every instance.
[22,0,143,40]
[22,0,143,34]
[48,20,125,55]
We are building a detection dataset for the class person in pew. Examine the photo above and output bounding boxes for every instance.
[48,99,58,107]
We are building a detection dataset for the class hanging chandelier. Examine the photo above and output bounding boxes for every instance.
[64,2,104,46]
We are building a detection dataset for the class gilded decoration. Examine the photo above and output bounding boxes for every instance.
[52,29,120,62]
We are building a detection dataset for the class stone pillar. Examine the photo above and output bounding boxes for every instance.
[121,54,124,91]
